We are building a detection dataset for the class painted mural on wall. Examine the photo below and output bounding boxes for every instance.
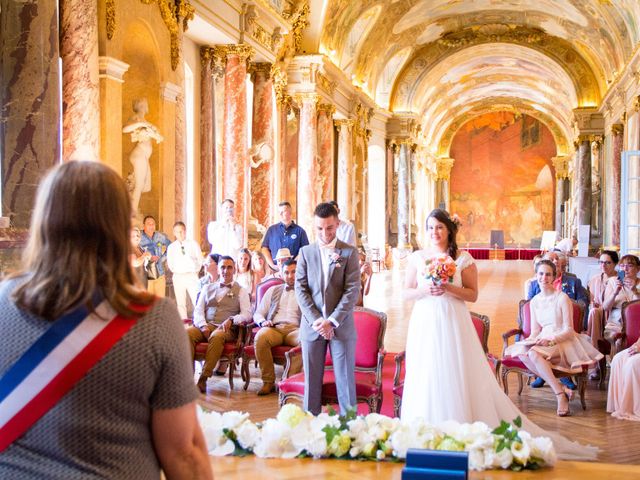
[450,112,556,246]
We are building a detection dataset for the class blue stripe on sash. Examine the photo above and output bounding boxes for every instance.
[0,304,89,403]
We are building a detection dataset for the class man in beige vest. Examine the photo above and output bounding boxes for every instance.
[253,259,301,395]
[188,256,251,393]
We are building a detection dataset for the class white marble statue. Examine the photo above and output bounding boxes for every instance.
[122,98,163,214]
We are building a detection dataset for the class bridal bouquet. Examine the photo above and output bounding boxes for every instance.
[198,405,556,472]
[425,255,457,285]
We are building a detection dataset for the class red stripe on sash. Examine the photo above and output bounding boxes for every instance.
[0,312,140,452]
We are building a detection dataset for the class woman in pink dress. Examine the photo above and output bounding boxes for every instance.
[602,255,640,347]
[506,260,603,416]
[586,250,619,378]
[608,337,640,421]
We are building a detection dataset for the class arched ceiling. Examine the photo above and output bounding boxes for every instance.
[310,0,640,150]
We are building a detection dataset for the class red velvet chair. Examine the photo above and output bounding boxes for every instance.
[616,299,640,354]
[240,277,286,389]
[501,299,588,410]
[184,318,247,390]
[392,311,497,418]
[277,307,387,413]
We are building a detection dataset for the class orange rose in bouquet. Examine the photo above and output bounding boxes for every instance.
[425,255,456,285]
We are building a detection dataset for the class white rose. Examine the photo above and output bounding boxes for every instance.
[253,419,301,458]
[511,440,531,466]
[492,447,514,469]
[221,410,250,430]
[276,404,306,428]
[235,420,260,450]
[468,448,488,471]
[530,436,557,466]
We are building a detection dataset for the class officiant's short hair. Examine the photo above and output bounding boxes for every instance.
[314,202,339,219]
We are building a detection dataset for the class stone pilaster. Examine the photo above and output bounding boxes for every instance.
[295,92,320,235]
[317,103,336,203]
[611,124,623,245]
[200,47,215,249]
[335,119,355,221]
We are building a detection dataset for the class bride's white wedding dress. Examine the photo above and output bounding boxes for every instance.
[400,249,597,460]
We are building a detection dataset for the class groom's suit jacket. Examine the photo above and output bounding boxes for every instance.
[295,239,360,342]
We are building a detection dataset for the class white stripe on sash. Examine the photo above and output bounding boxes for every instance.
[0,301,117,428]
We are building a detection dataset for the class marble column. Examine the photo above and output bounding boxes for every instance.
[174,41,187,223]
[611,124,624,245]
[212,51,226,212]
[576,137,592,229]
[551,156,570,234]
[60,0,100,161]
[396,142,411,249]
[295,92,320,235]
[200,47,215,249]
[220,44,253,242]
[435,157,455,211]
[1,0,60,229]
[317,103,336,202]
[250,63,275,228]
[160,82,181,230]
[99,57,129,177]
[335,119,355,221]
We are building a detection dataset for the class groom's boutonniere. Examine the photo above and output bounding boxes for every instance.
[329,252,344,268]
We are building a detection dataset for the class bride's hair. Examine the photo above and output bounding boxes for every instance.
[427,209,459,259]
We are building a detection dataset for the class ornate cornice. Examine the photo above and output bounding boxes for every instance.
[214,44,254,62]
[98,56,130,82]
[250,62,273,79]
[334,119,355,132]
[611,123,624,135]
[292,92,319,107]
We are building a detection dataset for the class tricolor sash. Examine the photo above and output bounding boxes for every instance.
[0,299,151,452]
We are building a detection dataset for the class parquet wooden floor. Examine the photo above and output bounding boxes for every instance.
[200,260,640,476]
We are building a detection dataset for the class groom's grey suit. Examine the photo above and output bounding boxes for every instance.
[295,239,360,415]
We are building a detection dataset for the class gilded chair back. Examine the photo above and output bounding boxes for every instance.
[470,311,490,353]
[254,277,284,309]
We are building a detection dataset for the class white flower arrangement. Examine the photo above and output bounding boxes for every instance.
[197,405,556,472]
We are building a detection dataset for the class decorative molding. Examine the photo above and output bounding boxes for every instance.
[139,0,195,70]
[214,44,254,62]
[635,95,640,112]
[437,24,544,48]
[161,81,182,102]
[611,123,624,135]
[334,119,355,131]
[200,46,213,70]
[250,62,273,79]
[106,0,116,40]
[316,72,337,95]
[271,64,288,105]
[98,56,130,82]
[292,92,319,107]
[317,103,336,116]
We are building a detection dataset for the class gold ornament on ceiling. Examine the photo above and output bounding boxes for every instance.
[106,0,116,40]
[437,24,544,49]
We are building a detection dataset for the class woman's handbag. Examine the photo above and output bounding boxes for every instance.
[145,260,161,280]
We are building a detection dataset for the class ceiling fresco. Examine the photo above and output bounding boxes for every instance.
[311,0,640,152]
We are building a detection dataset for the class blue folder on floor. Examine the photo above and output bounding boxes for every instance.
[402,449,468,480]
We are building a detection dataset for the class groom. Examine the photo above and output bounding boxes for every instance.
[295,202,360,415]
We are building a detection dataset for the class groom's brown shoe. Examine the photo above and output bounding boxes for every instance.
[197,375,209,393]
[257,382,276,396]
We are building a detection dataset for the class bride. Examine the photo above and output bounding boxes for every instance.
[400,209,597,460]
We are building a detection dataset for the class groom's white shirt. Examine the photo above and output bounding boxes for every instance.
[317,236,338,327]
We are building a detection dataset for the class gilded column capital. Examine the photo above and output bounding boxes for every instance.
[292,92,320,107]
[435,157,455,181]
[551,156,570,179]
[317,103,336,116]
[334,119,355,131]
[634,95,640,112]
[575,134,592,144]
[200,46,214,70]
[249,62,272,79]
[611,123,624,135]
[213,43,254,62]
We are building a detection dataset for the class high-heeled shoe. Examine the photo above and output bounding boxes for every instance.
[555,391,571,417]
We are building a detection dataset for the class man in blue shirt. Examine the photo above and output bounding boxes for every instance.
[261,201,309,272]
[139,215,172,297]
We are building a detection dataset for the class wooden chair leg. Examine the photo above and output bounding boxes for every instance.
[598,356,607,390]
[393,396,401,418]
[517,373,524,396]
[501,370,510,395]
[228,355,235,390]
[242,355,251,390]
[579,375,587,410]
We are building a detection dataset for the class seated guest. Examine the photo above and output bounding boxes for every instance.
[261,201,309,271]
[506,260,603,417]
[607,337,640,421]
[253,259,302,395]
[236,248,255,300]
[188,256,252,393]
[602,254,640,346]
[198,253,220,300]
[357,250,372,307]
[555,236,578,256]
[586,250,619,379]
[251,250,268,287]
[527,251,588,389]
[0,161,211,478]
[523,254,543,299]
[267,248,293,279]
